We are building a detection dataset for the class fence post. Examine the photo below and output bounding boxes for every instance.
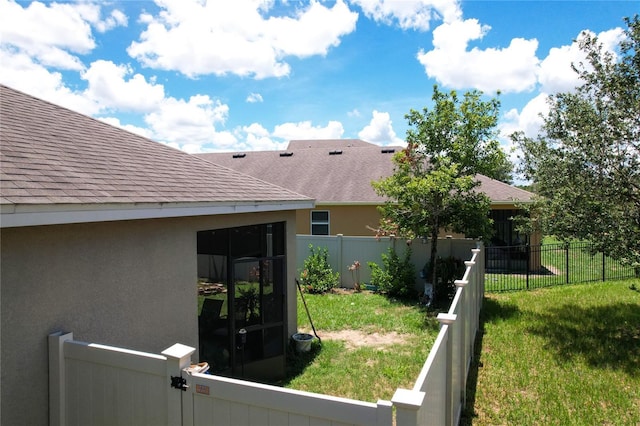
[337,233,344,287]
[376,399,394,426]
[49,331,74,426]
[162,343,195,426]
[565,243,570,284]
[526,244,530,290]
[602,251,606,282]
[438,313,457,426]
[454,278,469,409]
[392,388,425,426]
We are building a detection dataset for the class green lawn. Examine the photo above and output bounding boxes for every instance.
[283,290,440,402]
[464,280,640,425]
[284,281,640,425]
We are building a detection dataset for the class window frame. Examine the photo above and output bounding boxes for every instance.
[310,210,330,235]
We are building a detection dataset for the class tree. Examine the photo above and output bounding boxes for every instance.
[514,16,640,268]
[372,86,509,289]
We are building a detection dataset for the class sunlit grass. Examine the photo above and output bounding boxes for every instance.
[282,290,440,402]
[464,280,640,425]
[296,290,438,334]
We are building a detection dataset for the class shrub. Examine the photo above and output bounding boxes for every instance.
[368,247,416,298]
[299,244,340,294]
[423,256,466,303]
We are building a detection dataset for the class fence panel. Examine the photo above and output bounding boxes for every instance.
[297,234,480,289]
[48,333,193,426]
[486,242,638,292]
[393,247,483,426]
[183,372,393,426]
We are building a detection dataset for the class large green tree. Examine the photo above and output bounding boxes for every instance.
[372,86,510,289]
[514,16,640,268]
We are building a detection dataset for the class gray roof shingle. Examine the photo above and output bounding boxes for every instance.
[198,139,534,204]
[0,85,311,210]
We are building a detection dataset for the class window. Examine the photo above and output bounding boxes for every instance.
[311,210,329,235]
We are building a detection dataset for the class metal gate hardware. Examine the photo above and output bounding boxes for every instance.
[170,375,188,391]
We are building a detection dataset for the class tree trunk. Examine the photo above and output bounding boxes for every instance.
[429,218,439,288]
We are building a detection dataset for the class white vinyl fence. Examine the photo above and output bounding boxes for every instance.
[49,246,483,426]
[392,247,483,425]
[296,234,480,289]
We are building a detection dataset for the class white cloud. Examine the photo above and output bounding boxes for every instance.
[0,0,95,54]
[351,0,461,30]
[99,117,154,139]
[347,108,361,117]
[92,8,128,33]
[417,18,540,93]
[358,110,405,145]
[246,93,264,103]
[83,60,165,113]
[127,0,357,78]
[144,95,234,151]
[0,0,127,70]
[498,93,550,175]
[267,0,358,57]
[0,47,100,115]
[538,27,625,94]
[243,133,288,152]
[272,120,345,140]
[500,93,549,140]
[242,123,270,138]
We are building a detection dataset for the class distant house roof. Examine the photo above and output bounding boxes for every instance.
[197,139,534,206]
[0,85,313,227]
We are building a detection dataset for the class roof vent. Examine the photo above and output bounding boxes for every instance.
[381,148,395,154]
[279,152,293,157]
[232,153,246,158]
[329,150,343,155]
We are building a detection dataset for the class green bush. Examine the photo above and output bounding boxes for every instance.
[299,244,340,294]
[423,256,466,303]
[368,247,416,298]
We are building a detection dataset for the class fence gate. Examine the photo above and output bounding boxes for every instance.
[49,332,392,426]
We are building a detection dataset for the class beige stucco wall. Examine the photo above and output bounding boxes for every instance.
[298,203,541,243]
[296,205,381,236]
[0,210,297,426]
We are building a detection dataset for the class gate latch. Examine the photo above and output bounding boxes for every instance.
[171,375,188,391]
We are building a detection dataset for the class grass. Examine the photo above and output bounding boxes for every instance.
[463,279,640,425]
[282,290,441,401]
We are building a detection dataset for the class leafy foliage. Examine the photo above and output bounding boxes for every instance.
[423,256,466,303]
[372,86,503,288]
[514,16,640,268]
[368,247,416,298]
[299,244,340,294]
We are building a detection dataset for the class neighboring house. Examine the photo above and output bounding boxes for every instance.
[0,85,313,425]
[197,139,537,245]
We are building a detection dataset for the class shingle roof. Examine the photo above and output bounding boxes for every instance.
[0,85,312,226]
[197,139,534,205]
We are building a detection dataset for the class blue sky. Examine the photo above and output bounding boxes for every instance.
[1,0,637,176]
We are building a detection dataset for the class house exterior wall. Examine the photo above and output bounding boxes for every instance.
[0,210,297,426]
[296,205,381,236]
[296,203,541,244]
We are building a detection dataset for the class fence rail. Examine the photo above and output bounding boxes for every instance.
[486,242,639,292]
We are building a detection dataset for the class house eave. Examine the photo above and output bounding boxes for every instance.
[490,200,533,206]
[314,201,381,207]
[313,200,533,207]
[0,200,316,228]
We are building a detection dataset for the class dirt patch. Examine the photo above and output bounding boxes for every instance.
[302,329,409,350]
